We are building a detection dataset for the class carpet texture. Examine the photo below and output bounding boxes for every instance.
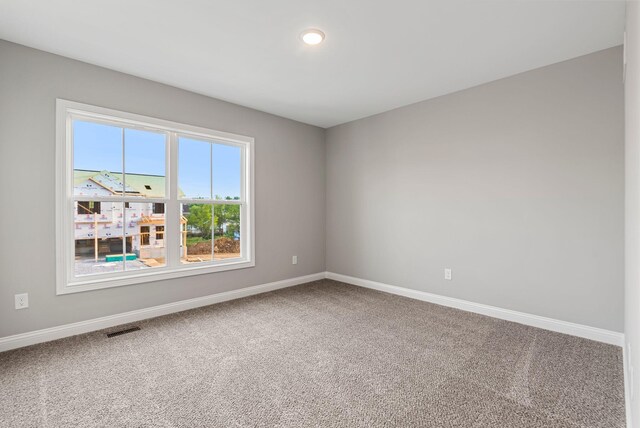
[0,280,626,427]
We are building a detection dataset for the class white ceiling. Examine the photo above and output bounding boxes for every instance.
[0,1,625,128]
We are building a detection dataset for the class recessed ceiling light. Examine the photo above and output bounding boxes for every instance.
[301,29,325,45]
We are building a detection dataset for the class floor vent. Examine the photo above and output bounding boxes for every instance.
[106,326,141,338]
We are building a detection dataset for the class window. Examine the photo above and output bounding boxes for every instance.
[153,203,165,214]
[140,226,151,246]
[156,225,165,240]
[78,201,101,215]
[56,100,255,294]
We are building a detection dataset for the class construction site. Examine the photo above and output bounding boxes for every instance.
[73,170,240,276]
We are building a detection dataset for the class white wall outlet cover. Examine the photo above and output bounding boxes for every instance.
[292,256,298,265]
[444,269,452,280]
[15,293,28,309]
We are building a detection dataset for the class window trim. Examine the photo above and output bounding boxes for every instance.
[56,99,255,295]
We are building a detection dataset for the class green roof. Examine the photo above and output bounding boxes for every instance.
[74,170,184,198]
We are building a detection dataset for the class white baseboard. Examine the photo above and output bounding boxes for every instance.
[1,271,624,353]
[325,272,624,347]
[0,272,325,353]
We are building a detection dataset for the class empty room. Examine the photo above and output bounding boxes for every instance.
[1,1,639,427]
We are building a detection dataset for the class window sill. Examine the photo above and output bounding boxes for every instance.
[57,259,255,295]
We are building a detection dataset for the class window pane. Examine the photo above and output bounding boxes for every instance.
[74,201,124,276]
[214,204,241,260]
[124,128,166,198]
[179,137,211,199]
[125,202,166,270]
[180,203,212,264]
[73,120,124,196]
[213,143,241,200]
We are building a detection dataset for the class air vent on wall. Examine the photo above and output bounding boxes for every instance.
[106,326,141,338]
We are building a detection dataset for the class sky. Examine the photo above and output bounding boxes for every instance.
[73,120,241,199]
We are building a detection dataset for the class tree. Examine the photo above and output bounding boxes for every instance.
[213,197,240,238]
[187,204,212,239]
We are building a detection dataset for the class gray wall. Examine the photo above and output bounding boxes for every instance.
[326,47,624,332]
[0,40,625,339]
[625,1,640,424]
[0,40,326,338]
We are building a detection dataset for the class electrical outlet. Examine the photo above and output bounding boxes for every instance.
[444,268,452,280]
[292,255,298,265]
[15,293,28,310]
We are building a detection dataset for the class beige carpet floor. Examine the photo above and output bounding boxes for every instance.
[0,279,626,427]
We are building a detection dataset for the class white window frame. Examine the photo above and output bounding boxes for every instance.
[56,99,255,295]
